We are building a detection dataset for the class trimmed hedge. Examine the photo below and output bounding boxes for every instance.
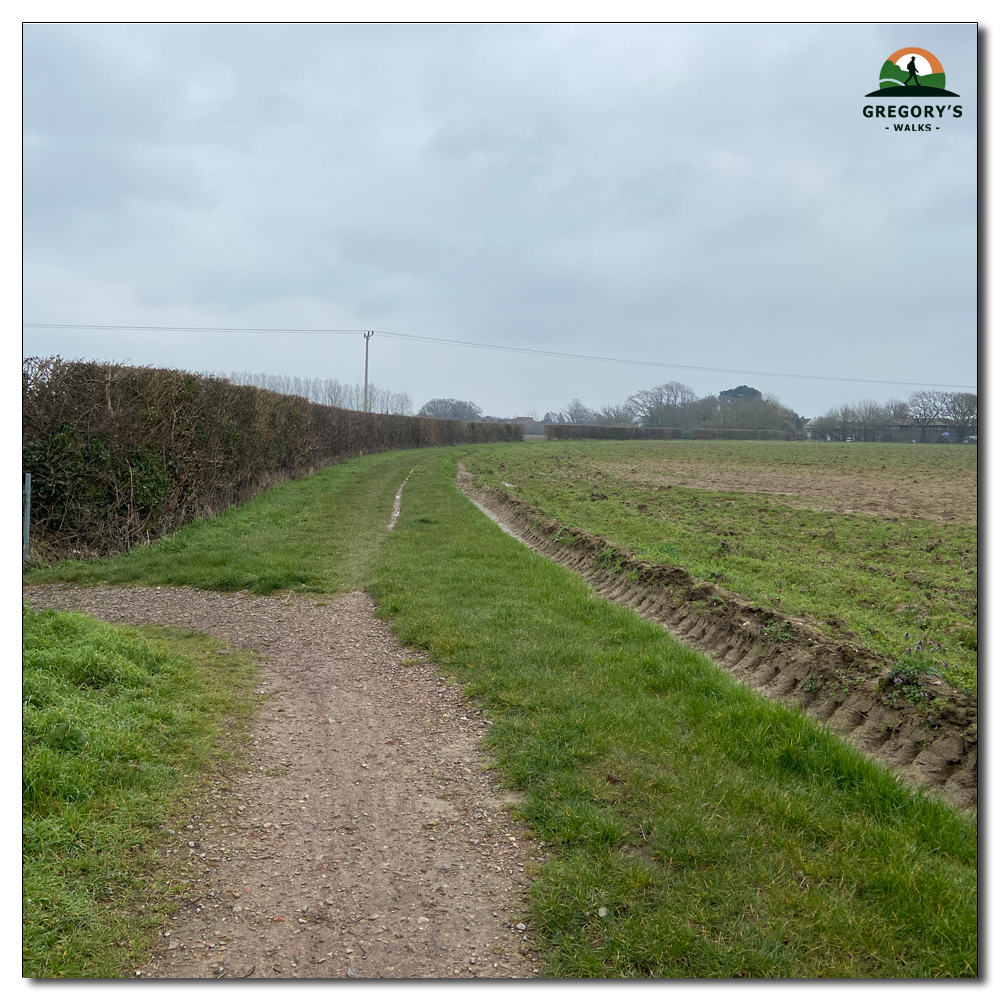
[544,424,683,441]
[23,357,522,559]
[690,428,794,441]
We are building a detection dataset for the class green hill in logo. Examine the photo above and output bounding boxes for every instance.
[865,48,959,97]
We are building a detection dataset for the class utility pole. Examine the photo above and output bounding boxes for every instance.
[363,330,374,412]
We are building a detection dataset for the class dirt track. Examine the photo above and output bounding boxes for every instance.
[23,584,541,980]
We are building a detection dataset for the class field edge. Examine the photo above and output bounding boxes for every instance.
[456,469,977,812]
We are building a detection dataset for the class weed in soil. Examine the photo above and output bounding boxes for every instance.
[759,620,798,643]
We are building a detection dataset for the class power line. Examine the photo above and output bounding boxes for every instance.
[370,329,977,390]
[22,322,977,390]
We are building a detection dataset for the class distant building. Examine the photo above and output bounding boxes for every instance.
[806,419,976,443]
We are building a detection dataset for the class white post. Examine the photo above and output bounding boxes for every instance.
[23,472,31,561]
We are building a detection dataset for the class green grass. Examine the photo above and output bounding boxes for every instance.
[369,453,976,977]
[24,451,422,594]
[23,604,259,978]
[26,445,978,977]
[463,441,978,693]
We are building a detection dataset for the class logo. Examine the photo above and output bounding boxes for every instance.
[865,48,959,97]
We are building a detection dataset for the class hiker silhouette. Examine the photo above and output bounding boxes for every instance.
[903,56,920,86]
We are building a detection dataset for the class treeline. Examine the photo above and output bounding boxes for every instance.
[229,371,414,415]
[543,382,803,434]
[541,382,977,444]
[23,357,522,561]
[810,390,978,443]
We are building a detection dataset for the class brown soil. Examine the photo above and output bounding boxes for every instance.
[592,461,977,523]
[457,473,977,812]
[22,584,542,980]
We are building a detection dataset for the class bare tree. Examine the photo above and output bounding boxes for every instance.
[593,402,637,426]
[853,398,889,442]
[369,386,414,414]
[627,381,697,427]
[228,372,412,413]
[941,392,978,443]
[825,404,856,441]
[907,390,946,443]
[683,395,718,431]
[885,398,910,421]
[808,409,837,441]
[812,405,857,441]
[563,398,597,424]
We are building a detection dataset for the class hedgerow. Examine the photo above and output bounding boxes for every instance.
[23,356,522,559]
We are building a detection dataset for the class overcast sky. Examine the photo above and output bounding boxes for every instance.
[22,22,977,419]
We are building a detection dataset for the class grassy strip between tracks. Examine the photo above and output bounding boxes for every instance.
[26,447,977,977]
[24,450,423,594]
[22,605,259,978]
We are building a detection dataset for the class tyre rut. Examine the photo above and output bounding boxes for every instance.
[457,470,976,812]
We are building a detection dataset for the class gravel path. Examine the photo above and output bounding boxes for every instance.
[23,584,542,980]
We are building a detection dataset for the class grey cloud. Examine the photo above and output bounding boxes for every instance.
[23,22,977,417]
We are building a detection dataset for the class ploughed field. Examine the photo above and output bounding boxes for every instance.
[463,440,978,695]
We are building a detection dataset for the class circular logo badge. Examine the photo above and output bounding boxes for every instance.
[867,48,959,96]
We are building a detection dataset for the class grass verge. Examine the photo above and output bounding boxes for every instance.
[23,604,259,978]
[462,441,977,693]
[370,453,977,977]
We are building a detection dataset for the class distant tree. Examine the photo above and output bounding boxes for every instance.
[808,409,836,441]
[683,395,719,431]
[907,389,946,442]
[563,398,597,424]
[370,387,414,415]
[627,381,697,427]
[941,392,978,443]
[839,403,858,441]
[763,392,804,433]
[885,398,910,422]
[853,399,890,441]
[815,403,855,442]
[229,372,412,413]
[417,398,483,421]
[717,391,799,432]
[719,385,762,401]
[542,410,566,424]
[592,402,637,426]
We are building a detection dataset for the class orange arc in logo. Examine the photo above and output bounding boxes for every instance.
[886,47,944,75]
